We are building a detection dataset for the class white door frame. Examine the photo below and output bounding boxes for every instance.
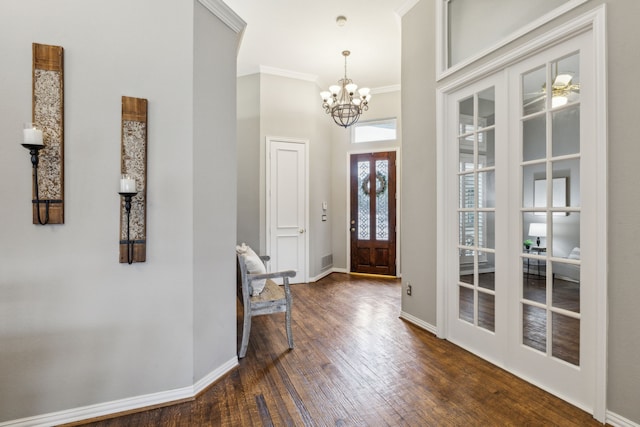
[436,6,607,421]
[266,136,310,283]
[345,147,401,276]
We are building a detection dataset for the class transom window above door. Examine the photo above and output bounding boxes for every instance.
[436,0,588,78]
[351,118,397,144]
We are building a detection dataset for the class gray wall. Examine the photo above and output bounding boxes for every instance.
[400,0,438,322]
[604,1,640,422]
[237,74,261,249]
[0,0,239,422]
[193,1,239,382]
[401,0,640,422]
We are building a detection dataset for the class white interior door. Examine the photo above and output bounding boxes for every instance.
[443,28,605,417]
[267,137,308,284]
[506,30,598,412]
[445,73,508,365]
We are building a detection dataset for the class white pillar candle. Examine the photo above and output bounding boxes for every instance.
[120,176,136,193]
[23,125,44,146]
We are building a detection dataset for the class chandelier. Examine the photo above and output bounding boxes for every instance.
[320,50,371,128]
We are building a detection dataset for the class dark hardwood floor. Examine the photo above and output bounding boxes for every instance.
[69,273,601,426]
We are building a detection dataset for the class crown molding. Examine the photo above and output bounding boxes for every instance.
[396,0,421,17]
[372,85,401,94]
[258,65,319,83]
[238,67,399,94]
[198,0,246,34]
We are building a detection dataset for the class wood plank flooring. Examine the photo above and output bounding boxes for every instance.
[69,273,602,426]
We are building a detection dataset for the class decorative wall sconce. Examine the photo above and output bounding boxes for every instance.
[21,123,49,224]
[119,175,138,264]
[25,43,65,225]
[118,96,148,264]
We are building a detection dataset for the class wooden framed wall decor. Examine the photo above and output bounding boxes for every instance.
[119,96,148,263]
[32,43,64,224]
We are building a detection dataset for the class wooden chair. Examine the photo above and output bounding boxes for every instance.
[237,253,296,358]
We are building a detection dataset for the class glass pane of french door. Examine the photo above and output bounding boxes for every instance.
[457,87,496,332]
[520,51,581,366]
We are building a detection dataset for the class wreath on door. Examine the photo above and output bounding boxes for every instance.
[361,171,388,196]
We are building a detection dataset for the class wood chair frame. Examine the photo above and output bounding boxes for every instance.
[237,253,296,358]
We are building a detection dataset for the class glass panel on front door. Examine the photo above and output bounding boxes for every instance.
[520,52,581,366]
[357,161,370,240]
[375,160,390,241]
[457,87,496,332]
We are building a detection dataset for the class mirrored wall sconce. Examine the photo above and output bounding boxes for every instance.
[119,175,138,264]
[21,123,50,224]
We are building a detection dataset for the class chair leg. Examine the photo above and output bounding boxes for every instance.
[239,311,251,359]
[285,300,294,350]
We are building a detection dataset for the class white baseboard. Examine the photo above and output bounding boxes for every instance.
[309,269,333,282]
[399,311,438,335]
[308,267,350,282]
[193,357,239,396]
[607,410,640,427]
[0,356,239,427]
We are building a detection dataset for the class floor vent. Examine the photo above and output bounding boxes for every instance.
[321,254,333,270]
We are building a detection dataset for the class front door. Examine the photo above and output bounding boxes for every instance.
[349,151,397,276]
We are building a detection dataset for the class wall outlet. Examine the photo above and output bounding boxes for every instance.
[406,283,412,296]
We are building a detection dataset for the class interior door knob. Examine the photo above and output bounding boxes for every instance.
[350,227,356,232]
[299,228,305,234]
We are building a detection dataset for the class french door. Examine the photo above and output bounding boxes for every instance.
[349,151,397,276]
[445,73,507,362]
[443,30,603,415]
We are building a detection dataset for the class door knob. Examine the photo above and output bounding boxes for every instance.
[350,227,356,232]
[299,228,305,234]
[351,220,355,224]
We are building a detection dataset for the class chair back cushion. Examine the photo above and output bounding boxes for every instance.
[236,243,267,295]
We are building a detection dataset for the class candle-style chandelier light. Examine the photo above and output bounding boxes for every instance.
[320,50,371,128]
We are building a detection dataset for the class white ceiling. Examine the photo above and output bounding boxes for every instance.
[222,0,414,90]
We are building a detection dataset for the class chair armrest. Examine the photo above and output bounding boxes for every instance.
[248,270,296,281]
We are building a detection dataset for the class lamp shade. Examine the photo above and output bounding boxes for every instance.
[528,223,547,237]
[552,96,568,108]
